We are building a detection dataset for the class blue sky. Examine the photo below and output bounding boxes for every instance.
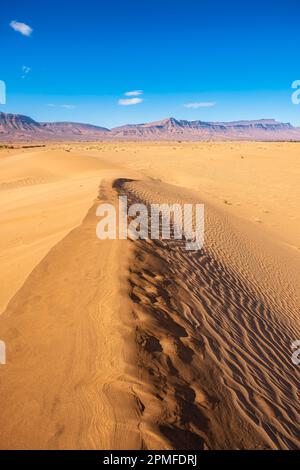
[1,0,300,127]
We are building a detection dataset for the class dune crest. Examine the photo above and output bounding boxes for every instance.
[113,178,300,450]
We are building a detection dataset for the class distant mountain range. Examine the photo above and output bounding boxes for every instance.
[0,113,109,141]
[1,112,300,141]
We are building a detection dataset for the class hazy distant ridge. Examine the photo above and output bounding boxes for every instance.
[1,112,299,141]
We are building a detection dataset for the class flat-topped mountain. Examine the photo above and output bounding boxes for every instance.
[110,117,297,139]
[1,113,299,141]
[41,121,109,136]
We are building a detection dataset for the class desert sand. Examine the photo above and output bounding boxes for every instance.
[0,142,299,449]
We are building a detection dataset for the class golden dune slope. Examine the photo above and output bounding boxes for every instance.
[0,143,299,449]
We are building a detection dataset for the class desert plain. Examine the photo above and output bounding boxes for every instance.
[0,141,299,449]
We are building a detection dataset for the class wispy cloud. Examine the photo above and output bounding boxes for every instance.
[21,66,31,79]
[61,104,77,109]
[10,20,33,37]
[124,90,143,96]
[118,97,143,106]
[47,103,77,109]
[184,101,216,108]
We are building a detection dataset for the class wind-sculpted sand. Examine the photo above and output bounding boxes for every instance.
[0,143,299,449]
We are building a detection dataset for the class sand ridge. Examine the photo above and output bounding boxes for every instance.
[116,178,300,449]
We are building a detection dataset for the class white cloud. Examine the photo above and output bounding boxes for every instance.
[10,20,33,37]
[184,101,216,108]
[118,97,143,106]
[47,103,77,109]
[124,90,143,96]
[22,65,31,78]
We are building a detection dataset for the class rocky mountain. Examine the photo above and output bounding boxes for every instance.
[0,113,41,134]
[41,121,109,137]
[110,117,299,140]
[0,113,109,141]
[1,112,300,141]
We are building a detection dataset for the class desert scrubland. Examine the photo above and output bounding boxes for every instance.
[0,142,299,449]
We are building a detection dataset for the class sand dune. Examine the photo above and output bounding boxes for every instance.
[0,143,299,449]
[0,148,119,314]
[117,179,300,449]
